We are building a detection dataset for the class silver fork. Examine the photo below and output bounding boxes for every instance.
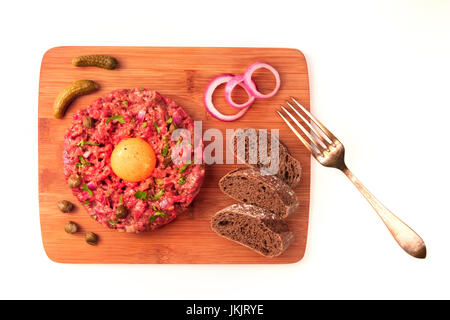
[277,97,426,259]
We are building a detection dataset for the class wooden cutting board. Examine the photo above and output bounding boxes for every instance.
[38,46,310,264]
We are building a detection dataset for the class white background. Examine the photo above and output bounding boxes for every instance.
[1,0,449,299]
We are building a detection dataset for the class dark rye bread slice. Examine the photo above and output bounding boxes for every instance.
[211,204,294,257]
[231,129,302,188]
[219,168,299,219]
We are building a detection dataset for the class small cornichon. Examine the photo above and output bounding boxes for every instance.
[53,80,99,119]
[72,55,118,70]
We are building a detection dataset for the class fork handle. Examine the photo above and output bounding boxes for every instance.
[341,166,426,259]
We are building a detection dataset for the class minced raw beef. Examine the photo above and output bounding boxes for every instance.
[63,89,205,233]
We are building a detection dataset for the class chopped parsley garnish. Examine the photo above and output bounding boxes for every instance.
[142,122,148,128]
[106,115,125,124]
[177,176,186,185]
[92,215,97,220]
[140,88,144,92]
[149,209,168,222]
[178,160,193,173]
[161,142,169,157]
[107,220,118,226]
[134,190,148,200]
[83,200,91,205]
[134,188,165,201]
[122,100,129,106]
[150,188,165,200]
[119,196,122,204]
[153,121,160,133]
[82,183,93,197]
[77,139,99,147]
[166,117,173,124]
[76,156,92,168]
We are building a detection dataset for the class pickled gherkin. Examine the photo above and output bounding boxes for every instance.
[72,55,118,70]
[53,80,99,119]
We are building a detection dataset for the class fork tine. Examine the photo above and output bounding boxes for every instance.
[285,100,331,148]
[276,110,320,156]
[291,97,338,142]
[280,106,324,153]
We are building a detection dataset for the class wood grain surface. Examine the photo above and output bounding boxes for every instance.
[38,46,310,264]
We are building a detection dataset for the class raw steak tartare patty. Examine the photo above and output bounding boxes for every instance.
[63,89,205,233]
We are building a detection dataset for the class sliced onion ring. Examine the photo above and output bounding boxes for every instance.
[243,62,281,99]
[224,74,255,109]
[204,74,250,122]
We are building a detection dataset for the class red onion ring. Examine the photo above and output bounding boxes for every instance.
[243,62,281,99]
[204,74,250,122]
[224,74,255,109]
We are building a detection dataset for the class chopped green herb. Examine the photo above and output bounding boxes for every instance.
[140,88,144,92]
[166,117,173,124]
[149,188,165,201]
[119,196,122,204]
[122,101,129,106]
[92,215,97,220]
[178,160,193,173]
[76,156,92,168]
[82,183,93,197]
[77,139,99,147]
[161,142,169,157]
[149,210,168,222]
[83,200,91,205]
[134,189,165,201]
[107,220,118,226]
[134,190,148,200]
[177,176,186,185]
[106,115,125,124]
[153,121,160,133]
[142,122,148,128]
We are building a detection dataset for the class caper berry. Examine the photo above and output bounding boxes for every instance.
[68,174,82,188]
[64,221,78,234]
[85,232,98,245]
[115,204,128,219]
[83,116,95,129]
[57,200,74,213]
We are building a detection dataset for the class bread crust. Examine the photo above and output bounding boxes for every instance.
[211,204,294,257]
[231,129,302,188]
[219,168,299,219]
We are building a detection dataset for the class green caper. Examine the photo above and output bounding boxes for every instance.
[57,200,74,213]
[85,232,98,245]
[115,205,128,219]
[68,174,82,188]
[83,116,95,129]
[64,221,78,234]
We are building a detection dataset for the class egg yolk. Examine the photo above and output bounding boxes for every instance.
[111,138,156,182]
